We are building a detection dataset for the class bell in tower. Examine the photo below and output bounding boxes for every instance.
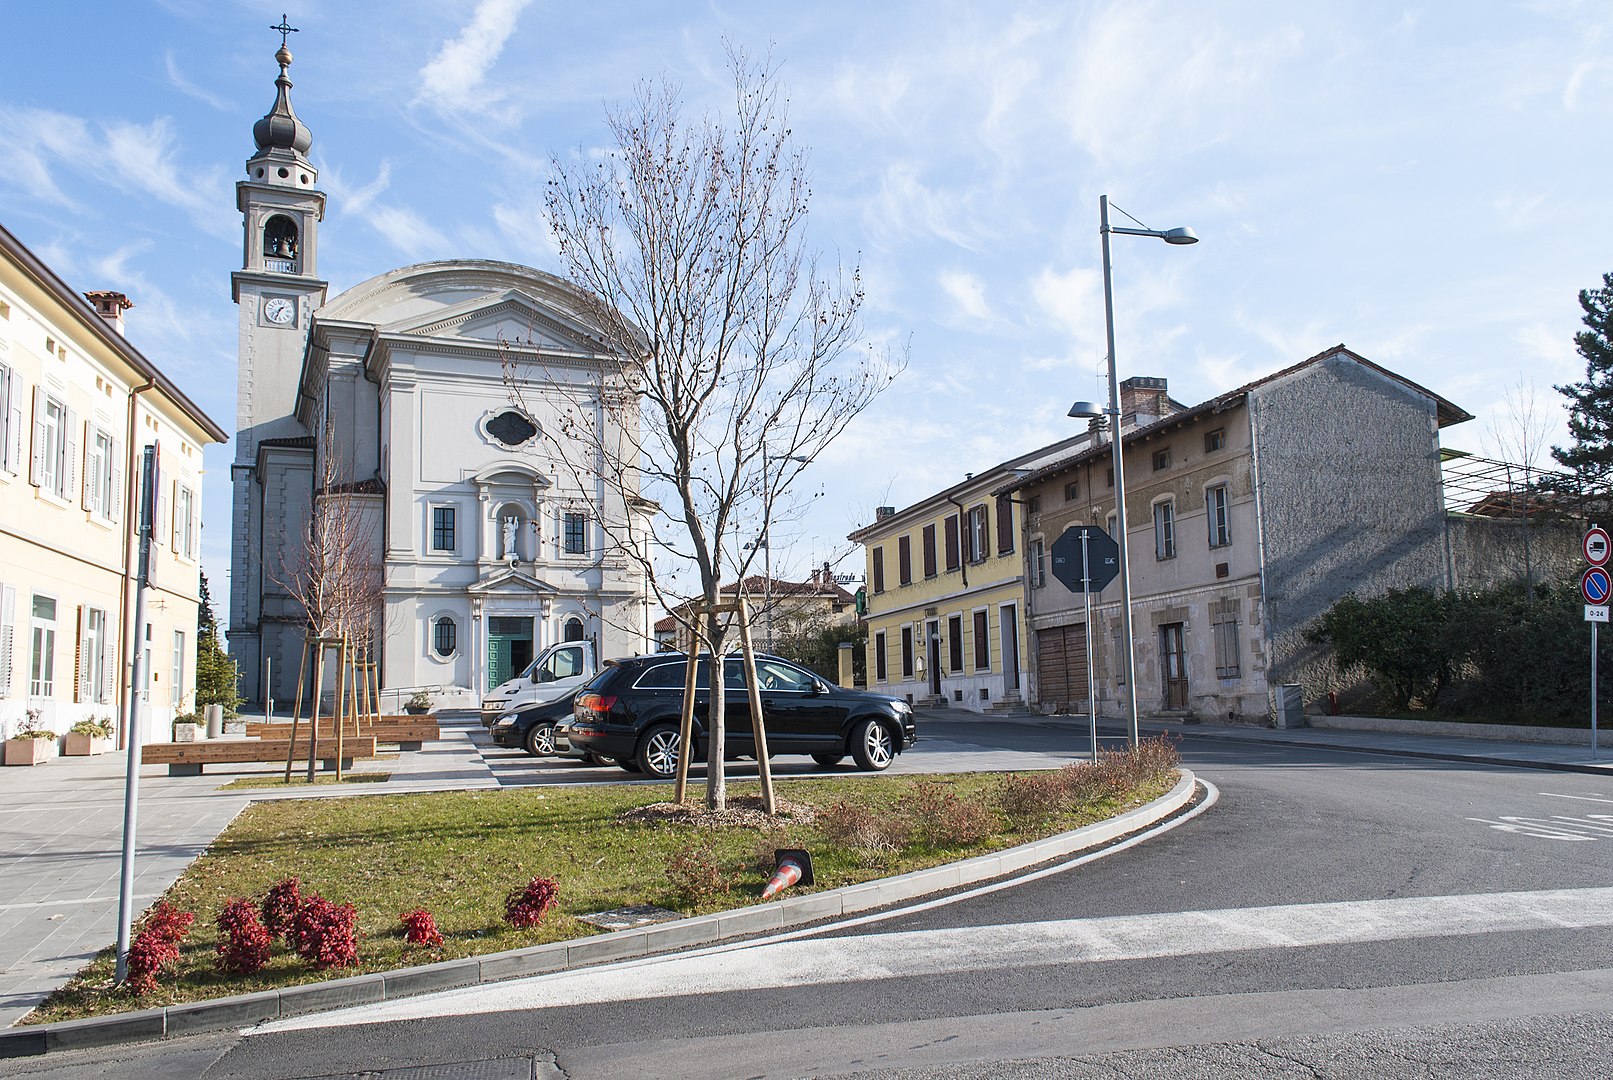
[238,16,324,279]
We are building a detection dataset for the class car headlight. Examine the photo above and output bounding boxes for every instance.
[892,701,912,715]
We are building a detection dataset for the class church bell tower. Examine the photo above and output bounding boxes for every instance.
[228,20,329,705]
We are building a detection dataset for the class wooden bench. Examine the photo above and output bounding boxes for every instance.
[247,721,439,750]
[140,737,379,776]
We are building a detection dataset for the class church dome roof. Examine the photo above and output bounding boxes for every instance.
[252,45,312,157]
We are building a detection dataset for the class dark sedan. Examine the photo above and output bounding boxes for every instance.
[564,653,917,779]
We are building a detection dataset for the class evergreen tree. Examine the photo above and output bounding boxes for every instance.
[194,572,241,715]
[1551,271,1613,490]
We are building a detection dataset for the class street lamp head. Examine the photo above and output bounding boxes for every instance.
[1161,227,1198,246]
[1068,401,1105,419]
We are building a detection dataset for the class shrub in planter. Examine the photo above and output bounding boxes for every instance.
[261,876,303,939]
[172,712,204,742]
[216,897,273,974]
[289,893,359,969]
[5,709,58,765]
[404,690,433,715]
[400,908,444,948]
[504,876,560,928]
[65,716,115,756]
[125,901,195,996]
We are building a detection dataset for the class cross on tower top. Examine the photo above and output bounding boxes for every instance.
[271,14,299,48]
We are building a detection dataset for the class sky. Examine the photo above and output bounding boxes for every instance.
[5,0,1612,621]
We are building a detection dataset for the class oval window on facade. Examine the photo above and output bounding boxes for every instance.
[485,410,539,448]
[432,616,457,658]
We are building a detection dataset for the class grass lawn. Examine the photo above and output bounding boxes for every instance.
[30,755,1178,1025]
[218,772,392,790]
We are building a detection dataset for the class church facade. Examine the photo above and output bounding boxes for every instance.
[228,42,651,708]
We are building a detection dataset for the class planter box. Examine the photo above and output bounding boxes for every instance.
[5,738,58,766]
[172,723,204,743]
[64,733,114,756]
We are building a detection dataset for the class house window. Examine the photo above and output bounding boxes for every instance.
[872,547,885,593]
[901,626,914,679]
[564,513,588,555]
[433,616,458,658]
[430,506,456,552]
[34,391,69,498]
[1154,500,1176,560]
[30,594,57,697]
[1028,495,1041,513]
[86,428,119,521]
[874,631,887,682]
[0,363,17,476]
[996,494,1015,555]
[965,505,990,563]
[1106,467,1114,489]
[898,535,913,586]
[1207,484,1231,548]
[973,609,990,670]
[1063,481,1078,502]
[1029,538,1046,587]
[174,483,197,559]
[1205,428,1226,453]
[564,617,585,642]
[484,409,538,448]
[948,614,963,672]
[79,607,109,703]
[171,630,185,708]
[1213,616,1241,679]
[1152,447,1171,471]
[922,524,937,578]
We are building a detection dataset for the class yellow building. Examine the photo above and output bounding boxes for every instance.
[0,221,228,746]
[848,436,1087,713]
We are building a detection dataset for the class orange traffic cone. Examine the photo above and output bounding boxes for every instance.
[761,849,814,900]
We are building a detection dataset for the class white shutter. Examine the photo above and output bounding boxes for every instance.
[169,478,181,551]
[8,372,22,475]
[102,612,116,704]
[156,467,170,549]
[29,387,45,486]
[108,439,123,523]
[82,425,99,513]
[76,605,90,702]
[0,584,14,698]
[63,408,78,500]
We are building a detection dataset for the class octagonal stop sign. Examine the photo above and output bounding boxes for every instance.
[1050,525,1120,593]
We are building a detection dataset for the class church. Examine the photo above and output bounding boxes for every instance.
[227,37,651,708]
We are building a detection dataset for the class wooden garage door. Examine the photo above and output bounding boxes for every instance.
[1036,623,1088,708]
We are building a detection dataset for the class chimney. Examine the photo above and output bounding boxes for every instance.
[85,291,133,336]
[1119,376,1168,425]
[875,506,896,520]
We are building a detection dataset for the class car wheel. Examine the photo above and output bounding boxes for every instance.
[618,757,643,774]
[523,721,556,757]
[850,719,896,771]
[811,752,844,768]
[636,724,682,780]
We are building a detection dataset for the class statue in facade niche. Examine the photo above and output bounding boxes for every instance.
[501,515,519,560]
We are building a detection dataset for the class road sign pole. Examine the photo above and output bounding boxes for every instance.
[1595,620,1600,761]
[1081,533,1097,763]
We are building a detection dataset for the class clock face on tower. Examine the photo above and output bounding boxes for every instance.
[262,297,295,326]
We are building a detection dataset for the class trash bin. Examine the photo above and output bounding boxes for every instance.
[1273,684,1304,729]
[205,704,224,739]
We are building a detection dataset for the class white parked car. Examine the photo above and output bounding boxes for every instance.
[482,640,597,716]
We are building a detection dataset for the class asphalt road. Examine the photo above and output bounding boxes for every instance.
[13,724,1613,1078]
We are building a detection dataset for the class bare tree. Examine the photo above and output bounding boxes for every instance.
[1484,378,1558,595]
[507,47,902,809]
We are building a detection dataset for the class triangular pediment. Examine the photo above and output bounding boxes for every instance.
[384,290,604,353]
[469,566,562,595]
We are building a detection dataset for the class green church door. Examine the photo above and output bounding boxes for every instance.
[487,616,535,691]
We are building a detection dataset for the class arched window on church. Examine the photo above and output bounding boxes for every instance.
[564,617,585,642]
[263,215,300,271]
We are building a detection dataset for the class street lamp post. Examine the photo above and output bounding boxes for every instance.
[1072,195,1197,750]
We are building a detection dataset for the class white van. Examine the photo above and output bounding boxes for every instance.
[482,640,597,715]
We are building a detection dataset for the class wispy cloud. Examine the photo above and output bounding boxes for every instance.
[164,50,229,111]
[938,270,991,324]
[417,0,535,119]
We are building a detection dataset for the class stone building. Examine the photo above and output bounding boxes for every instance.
[0,222,227,743]
[999,346,1476,721]
[228,41,650,707]
[653,568,857,653]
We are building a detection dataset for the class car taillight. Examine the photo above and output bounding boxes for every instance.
[577,693,617,713]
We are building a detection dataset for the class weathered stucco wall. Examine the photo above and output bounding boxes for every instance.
[1446,516,1582,593]
[1251,355,1452,700]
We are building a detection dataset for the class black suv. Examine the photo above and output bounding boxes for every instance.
[563,654,917,780]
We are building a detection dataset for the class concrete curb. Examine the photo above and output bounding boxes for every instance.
[0,771,1199,1058]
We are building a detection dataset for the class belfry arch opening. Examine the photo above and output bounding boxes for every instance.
[263,215,300,264]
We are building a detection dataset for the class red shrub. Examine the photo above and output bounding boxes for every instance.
[261,876,302,939]
[504,876,560,928]
[289,893,359,969]
[216,897,273,974]
[124,901,194,995]
[400,908,444,948]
